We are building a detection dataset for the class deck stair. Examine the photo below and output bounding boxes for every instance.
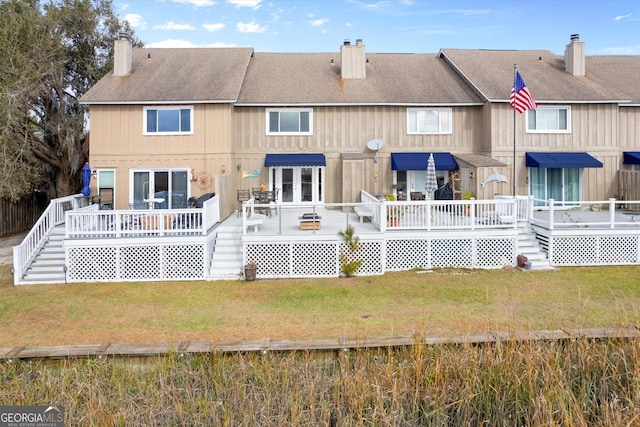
[516,224,553,270]
[207,223,244,280]
[20,225,67,284]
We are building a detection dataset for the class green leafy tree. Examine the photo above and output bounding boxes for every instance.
[0,0,139,201]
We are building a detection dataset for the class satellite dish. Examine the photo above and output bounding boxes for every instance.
[367,139,385,151]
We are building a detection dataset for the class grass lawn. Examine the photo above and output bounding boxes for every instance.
[1,264,639,347]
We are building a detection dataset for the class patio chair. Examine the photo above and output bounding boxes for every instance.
[237,189,251,217]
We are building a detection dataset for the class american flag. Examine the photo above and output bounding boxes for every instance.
[510,70,537,113]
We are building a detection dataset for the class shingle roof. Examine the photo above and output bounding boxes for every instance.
[587,56,640,104]
[80,48,254,103]
[236,52,482,105]
[439,49,629,103]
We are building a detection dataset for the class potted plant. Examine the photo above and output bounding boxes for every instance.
[463,190,475,216]
[517,254,528,268]
[244,260,257,281]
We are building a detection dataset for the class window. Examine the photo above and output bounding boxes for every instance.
[407,108,452,134]
[526,106,570,133]
[130,169,190,209]
[144,106,193,135]
[266,109,312,135]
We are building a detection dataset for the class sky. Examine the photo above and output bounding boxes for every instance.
[114,0,640,55]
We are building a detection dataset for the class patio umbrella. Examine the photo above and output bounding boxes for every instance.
[424,153,438,198]
[81,162,92,197]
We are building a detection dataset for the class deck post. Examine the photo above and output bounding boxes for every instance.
[609,198,616,229]
[548,199,555,230]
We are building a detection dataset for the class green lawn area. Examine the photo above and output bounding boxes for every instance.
[1,265,639,347]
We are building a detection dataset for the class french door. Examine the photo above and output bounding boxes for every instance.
[271,166,324,204]
[529,167,580,207]
[131,169,189,209]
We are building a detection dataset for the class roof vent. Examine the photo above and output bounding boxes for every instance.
[355,38,363,46]
[343,39,351,46]
[570,33,580,42]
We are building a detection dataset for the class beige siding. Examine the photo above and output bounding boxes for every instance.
[232,105,483,201]
[89,104,234,209]
[619,107,640,151]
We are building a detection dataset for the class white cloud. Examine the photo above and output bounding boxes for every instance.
[311,18,329,27]
[121,3,130,11]
[145,39,200,48]
[614,13,632,21]
[173,0,216,6]
[236,21,267,33]
[227,0,262,9]
[153,21,196,30]
[123,13,146,29]
[203,23,226,32]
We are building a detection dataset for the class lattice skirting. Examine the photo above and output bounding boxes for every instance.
[550,235,640,265]
[246,236,515,279]
[66,243,206,282]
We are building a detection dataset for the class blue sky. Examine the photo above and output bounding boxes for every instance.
[115,0,640,55]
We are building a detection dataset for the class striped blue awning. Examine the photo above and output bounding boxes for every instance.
[390,153,458,171]
[264,154,326,167]
[525,152,603,168]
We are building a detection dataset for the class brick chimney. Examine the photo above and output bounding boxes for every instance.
[340,38,366,79]
[113,34,132,76]
[564,34,585,76]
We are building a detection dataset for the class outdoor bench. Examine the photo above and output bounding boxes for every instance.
[354,205,373,223]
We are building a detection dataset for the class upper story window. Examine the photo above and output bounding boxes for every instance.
[266,109,312,135]
[407,108,452,134]
[526,106,570,133]
[144,106,193,135]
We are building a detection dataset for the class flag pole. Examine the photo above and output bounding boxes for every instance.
[512,64,517,197]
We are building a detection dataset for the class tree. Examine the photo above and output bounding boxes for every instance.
[0,0,139,201]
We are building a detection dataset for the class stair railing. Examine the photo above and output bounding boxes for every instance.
[12,194,89,285]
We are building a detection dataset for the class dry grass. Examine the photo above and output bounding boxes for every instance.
[1,265,639,347]
[2,338,639,425]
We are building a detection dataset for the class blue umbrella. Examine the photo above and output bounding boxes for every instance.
[81,162,92,197]
[425,153,438,198]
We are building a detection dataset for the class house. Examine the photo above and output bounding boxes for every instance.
[81,35,639,214]
[13,34,639,285]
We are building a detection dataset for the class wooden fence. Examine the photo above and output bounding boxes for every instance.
[618,170,640,210]
[0,194,46,238]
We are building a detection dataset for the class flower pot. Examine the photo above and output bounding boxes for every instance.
[517,255,528,268]
[388,218,399,227]
[244,265,257,281]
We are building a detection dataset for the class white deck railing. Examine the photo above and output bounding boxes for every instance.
[531,198,640,230]
[12,194,90,284]
[65,195,220,238]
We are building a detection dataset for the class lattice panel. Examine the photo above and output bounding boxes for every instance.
[431,239,473,268]
[551,237,598,265]
[338,240,383,276]
[293,243,337,277]
[599,236,638,264]
[246,243,290,277]
[476,238,515,268]
[67,247,117,281]
[121,245,161,280]
[357,241,383,275]
[162,245,204,279]
[386,239,430,271]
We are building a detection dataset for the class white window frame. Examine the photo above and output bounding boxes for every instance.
[143,106,194,135]
[407,108,452,135]
[266,108,313,136]
[526,106,571,134]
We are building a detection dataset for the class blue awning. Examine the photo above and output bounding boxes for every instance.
[525,152,603,168]
[390,152,458,171]
[623,152,640,165]
[264,153,326,167]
